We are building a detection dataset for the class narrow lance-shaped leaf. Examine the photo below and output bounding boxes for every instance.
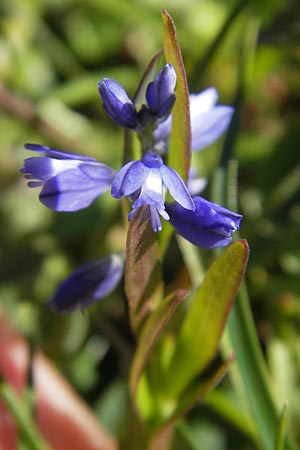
[159,9,191,254]
[130,289,189,415]
[162,9,191,183]
[125,205,163,336]
[166,240,249,397]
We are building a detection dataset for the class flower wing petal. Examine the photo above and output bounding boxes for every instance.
[40,164,114,211]
[189,88,219,115]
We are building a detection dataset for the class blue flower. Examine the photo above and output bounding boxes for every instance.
[98,79,138,129]
[166,196,242,248]
[47,254,124,313]
[154,87,234,153]
[111,151,195,232]
[21,144,115,211]
[145,64,176,120]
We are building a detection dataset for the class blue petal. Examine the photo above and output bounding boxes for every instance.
[188,168,207,196]
[47,254,124,313]
[111,160,149,198]
[153,88,234,153]
[21,156,85,183]
[40,163,115,211]
[191,106,234,151]
[166,196,242,249]
[24,143,97,162]
[146,64,177,118]
[189,88,219,114]
[159,165,194,210]
[21,157,63,182]
[98,79,138,128]
[148,204,163,232]
[129,191,169,232]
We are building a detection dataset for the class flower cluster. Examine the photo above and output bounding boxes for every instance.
[21,63,242,312]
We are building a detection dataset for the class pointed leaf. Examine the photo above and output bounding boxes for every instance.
[130,289,189,413]
[125,205,163,335]
[162,9,191,182]
[167,240,249,396]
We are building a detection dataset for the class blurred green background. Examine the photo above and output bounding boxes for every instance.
[1,0,300,448]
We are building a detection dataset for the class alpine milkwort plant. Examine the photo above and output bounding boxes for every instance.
[15,10,290,450]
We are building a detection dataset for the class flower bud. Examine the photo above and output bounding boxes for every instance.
[146,64,176,120]
[98,79,138,128]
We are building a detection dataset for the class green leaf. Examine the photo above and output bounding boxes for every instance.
[162,9,191,183]
[166,240,249,396]
[169,354,234,424]
[276,402,289,450]
[125,205,163,336]
[130,289,189,415]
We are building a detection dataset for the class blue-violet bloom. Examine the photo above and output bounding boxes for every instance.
[111,151,195,232]
[166,196,242,249]
[47,254,124,313]
[154,87,234,152]
[21,144,115,211]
